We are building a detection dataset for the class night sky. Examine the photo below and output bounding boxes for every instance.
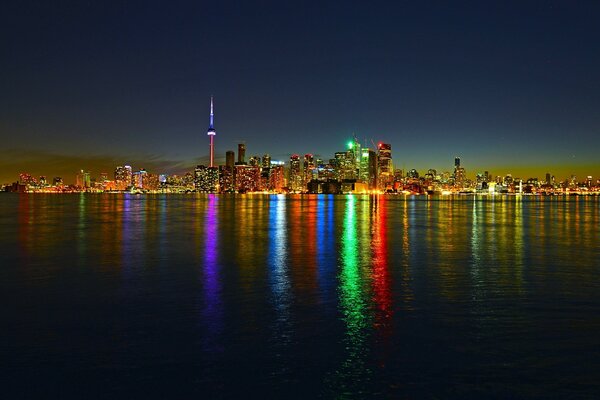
[2,0,599,183]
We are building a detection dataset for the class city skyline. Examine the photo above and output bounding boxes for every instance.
[3,116,599,187]
[7,139,600,188]
[9,127,599,195]
[3,94,600,185]
[2,1,599,183]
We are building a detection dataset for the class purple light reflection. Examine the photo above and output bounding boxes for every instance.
[202,194,222,353]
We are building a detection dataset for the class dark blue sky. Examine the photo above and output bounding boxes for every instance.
[1,0,599,181]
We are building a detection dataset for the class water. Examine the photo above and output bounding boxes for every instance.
[2,193,600,398]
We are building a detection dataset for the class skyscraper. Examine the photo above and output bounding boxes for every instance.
[453,157,466,187]
[262,154,271,168]
[133,169,146,189]
[76,170,91,189]
[226,151,235,169]
[360,148,377,189]
[269,165,285,192]
[303,153,315,185]
[346,137,361,179]
[237,143,246,165]
[207,96,216,168]
[195,165,218,192]
[234,165,260,192]
[377,143,392,190]
[289,154,302,192]
[114,165,128,189]
[218,165,234,192]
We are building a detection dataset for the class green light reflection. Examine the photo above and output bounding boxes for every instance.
[332,195,372,396]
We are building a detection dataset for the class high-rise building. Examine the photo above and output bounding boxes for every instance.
[114,165,132,190]
[235,165,260,192]
[219,165,234,192]
[124,165,133,186]
[333,152,347,179]
[269,165,285,192]
[303,154,315,185]
[262,154,271,168]
[377,143,392,189]
[360,148,377,189]
[237,143,246,165]
[133,169,147,189]
[207,96,216,168]
[453,157,465,187]
[76,170,91,189]
[346,137,361,179]
[142,173,160,191]
[226,151,235,169]
[194,165,218,192]
[289,154,303,191]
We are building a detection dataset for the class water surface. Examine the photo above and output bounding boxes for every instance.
[2,194,599,398]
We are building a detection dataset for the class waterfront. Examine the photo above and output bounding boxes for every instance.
[2,194,600,398]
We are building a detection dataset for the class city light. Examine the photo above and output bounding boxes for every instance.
[4,99,599,196]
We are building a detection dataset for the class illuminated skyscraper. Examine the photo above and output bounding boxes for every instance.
[133,169,146,189]
[114,165,133,190]
[207,96,216,168]
[76,170,91,189]
[143,173,160,191]
[124,165,133,186]
[234,165,260,192]
[260,154,272,190]
[223,150,235,190]
[303,154,315,185]
[360,148,377,189]
[269,165,285,192]
[289,154,302,191]
[262,154,271,168]
[195,165,219,192]
[219,165,234,192]
[377,143,392,189]
[453,157,466,187]
[333,152,348,179]
[346,137,361,179]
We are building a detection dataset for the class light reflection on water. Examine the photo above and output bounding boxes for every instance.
[202,194,222,353]
[268,195,292,365]
[329,195,373,396]
[2,194,600,398]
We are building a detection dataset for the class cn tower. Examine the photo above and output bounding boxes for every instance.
[207,96,216,167]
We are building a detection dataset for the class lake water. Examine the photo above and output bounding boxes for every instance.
[2,194,600,398]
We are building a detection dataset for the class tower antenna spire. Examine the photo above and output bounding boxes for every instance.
[209,95,214,129]
[207,96,216,168]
